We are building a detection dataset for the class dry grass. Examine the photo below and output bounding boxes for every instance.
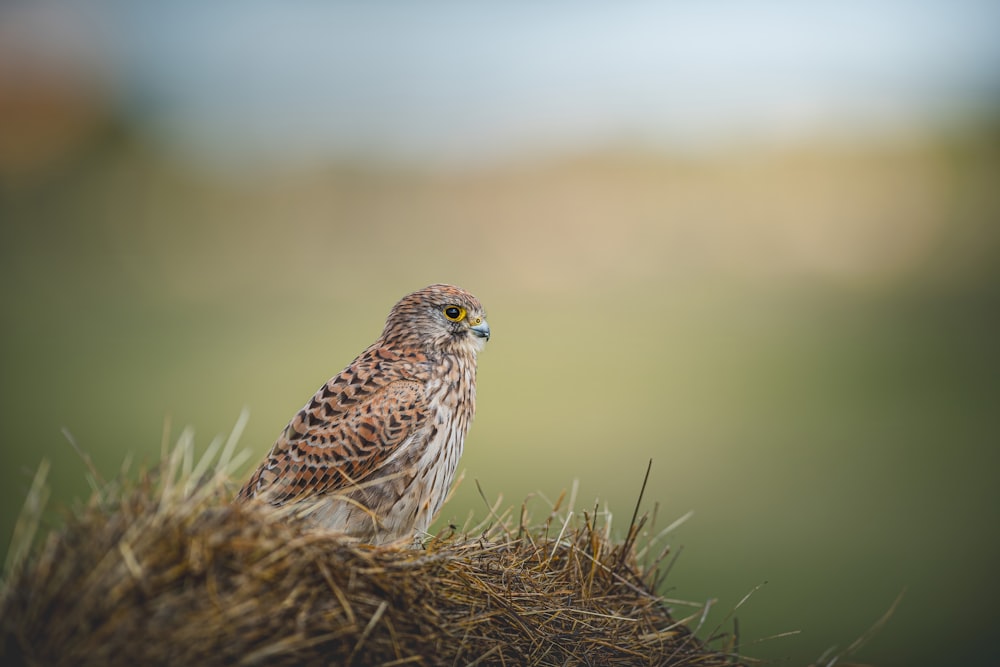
[1,422,745,667]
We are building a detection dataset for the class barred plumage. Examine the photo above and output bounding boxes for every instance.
[237,284,490,544]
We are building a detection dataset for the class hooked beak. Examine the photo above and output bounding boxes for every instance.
[469,318,491,341]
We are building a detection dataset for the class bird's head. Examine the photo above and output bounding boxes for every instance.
[382,284,490,356]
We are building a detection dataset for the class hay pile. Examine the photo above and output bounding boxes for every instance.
[1,437,743,666]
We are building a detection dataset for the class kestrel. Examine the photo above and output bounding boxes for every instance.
[237,284,490,544]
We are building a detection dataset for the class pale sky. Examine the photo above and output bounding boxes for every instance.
[10,0,1000,167]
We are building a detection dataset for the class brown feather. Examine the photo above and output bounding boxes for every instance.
[237,284,489,544]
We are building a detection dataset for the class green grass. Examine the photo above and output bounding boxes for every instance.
[2,126,999,665]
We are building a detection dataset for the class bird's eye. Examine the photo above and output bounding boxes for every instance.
[443,305,466,322]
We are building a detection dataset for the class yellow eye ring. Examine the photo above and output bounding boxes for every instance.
[443,305,466,322]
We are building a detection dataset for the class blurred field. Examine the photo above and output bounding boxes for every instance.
[2,124,999,666]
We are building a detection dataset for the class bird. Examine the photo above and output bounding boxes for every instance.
[237,284,490,544]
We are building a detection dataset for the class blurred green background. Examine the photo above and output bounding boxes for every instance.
[2,3,999,666]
